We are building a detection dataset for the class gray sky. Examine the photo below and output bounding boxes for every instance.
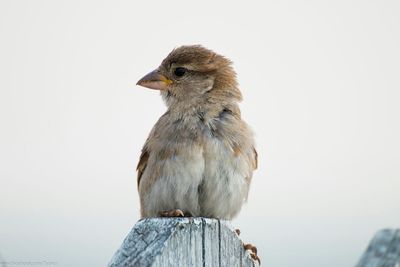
[0,1,399,266]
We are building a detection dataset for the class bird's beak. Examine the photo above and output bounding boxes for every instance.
[136,69,173,90]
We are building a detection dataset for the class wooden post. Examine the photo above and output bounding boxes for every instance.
[108,217,259,267]
[356,229,400,267]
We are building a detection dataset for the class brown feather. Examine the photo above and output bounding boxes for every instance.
[136,148,149,187]
[253,147,258,170]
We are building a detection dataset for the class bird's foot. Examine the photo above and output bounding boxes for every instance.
[244,243,261,265]
[159,209,185,217]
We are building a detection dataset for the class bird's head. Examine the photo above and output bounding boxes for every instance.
[137,45,242,107]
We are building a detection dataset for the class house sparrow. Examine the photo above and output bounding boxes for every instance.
[136,45,257,220]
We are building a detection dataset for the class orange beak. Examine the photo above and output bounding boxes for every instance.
[136,69,173,90]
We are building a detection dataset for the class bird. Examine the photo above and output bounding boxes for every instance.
[136,44,257,219]
[136,45,259,263]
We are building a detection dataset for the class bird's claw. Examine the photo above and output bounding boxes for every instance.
[159,209,185,217]
[244,243,261,265]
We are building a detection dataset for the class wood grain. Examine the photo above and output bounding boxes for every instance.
[356,229,400,267]
[108,217,258,267]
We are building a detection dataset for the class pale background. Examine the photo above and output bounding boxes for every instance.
[1,1,399,266]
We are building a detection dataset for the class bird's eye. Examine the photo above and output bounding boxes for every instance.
[174,67,186,77]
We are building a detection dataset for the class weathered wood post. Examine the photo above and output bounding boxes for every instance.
[356,229,400,267]
[108,217,259,267]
